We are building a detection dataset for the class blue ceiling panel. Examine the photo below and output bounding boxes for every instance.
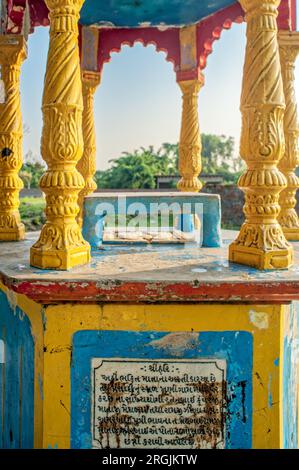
[80,0,237,27]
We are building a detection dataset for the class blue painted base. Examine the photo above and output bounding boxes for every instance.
[0,291,34,449]
[71,330,252,449]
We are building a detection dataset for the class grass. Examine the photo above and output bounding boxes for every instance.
[19,197,46,231]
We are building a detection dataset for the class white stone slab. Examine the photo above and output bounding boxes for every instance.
[91,358,226,449]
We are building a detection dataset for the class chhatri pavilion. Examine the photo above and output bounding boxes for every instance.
[0,0,298,270]
[0,0,299,450]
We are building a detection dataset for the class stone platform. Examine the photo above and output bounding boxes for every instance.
[1,230,299,303]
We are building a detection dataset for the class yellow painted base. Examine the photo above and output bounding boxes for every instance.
[42,302,285,449]
[30,244,91,270]
[229,242,294,270]
[282,227,299,241]
[0,224,25,241]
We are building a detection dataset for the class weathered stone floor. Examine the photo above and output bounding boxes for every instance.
[0,230,299,303]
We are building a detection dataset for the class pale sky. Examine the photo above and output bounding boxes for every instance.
[20,17,299,171]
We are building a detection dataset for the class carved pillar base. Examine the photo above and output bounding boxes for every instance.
[0,229,25,241]
[229,235,293,270]
[30,242,90,271]
[0,187,25,241]
[0,225,25,241]
[0,172,25,241]
[0,35,27,241]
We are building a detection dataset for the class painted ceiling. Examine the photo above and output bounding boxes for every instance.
[80,0,237,27]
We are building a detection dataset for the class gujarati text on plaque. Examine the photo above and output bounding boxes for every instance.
[91,358,226,449]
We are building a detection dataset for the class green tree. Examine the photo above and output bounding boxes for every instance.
[95,134,242,189]
[95,144,177,189]
[20,151,45,188]
[201,134,243,182]
[19,170,32,189]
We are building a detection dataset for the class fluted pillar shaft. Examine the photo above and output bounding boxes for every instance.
[30,0,90,270]
[229,0,293,270]
[278,32,299,239]
[177,78,203,192]
[77,71,100,228]
[0,35,26,241]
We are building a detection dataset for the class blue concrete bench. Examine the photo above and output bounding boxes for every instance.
[83,191,222,249]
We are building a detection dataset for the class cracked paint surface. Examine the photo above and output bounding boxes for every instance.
[2,231,299,303]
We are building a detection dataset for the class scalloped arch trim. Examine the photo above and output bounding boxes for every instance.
[197,3,244,70]
[97,28,181,74]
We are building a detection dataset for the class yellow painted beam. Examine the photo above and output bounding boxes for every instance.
[42,302,283,449]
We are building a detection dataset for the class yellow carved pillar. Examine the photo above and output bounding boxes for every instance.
[229,0,293,270]
[0,35,26,241]
[30,0,90,270]
[77,71,101,228]
[177,78,203,192]
[278,32,299,240]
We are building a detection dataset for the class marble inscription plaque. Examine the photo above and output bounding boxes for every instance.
[92,358,226,449]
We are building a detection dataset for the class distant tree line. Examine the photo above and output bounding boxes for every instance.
[20,134,244,190]
[20,151,45,189]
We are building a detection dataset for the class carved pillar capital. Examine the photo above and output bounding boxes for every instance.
[177,77,203,193]
[229,0,293,269]
[0,35,27,241]
[30,0,90,269]
[0,35,27,66]
[45,0,84,31]
[239,0,281,17]
[77,70,101,228]
[178,78,202,96]
[45,0,84,9]
[82,70,101,90]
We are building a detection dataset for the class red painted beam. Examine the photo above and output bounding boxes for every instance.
[2,275,299,304]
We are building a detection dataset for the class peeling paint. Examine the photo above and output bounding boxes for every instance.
[6,288,17,314]
[38,373,44,401]
[249,310,269,330]
[283,302,299,448]
[2,230,299,303]
[268,374,273,409]
[147,332,199,356]
[60,400,70,416]
[47,443,59,449]
[41,307,47,331]
[255,372,264,389]
[48,345,72,354]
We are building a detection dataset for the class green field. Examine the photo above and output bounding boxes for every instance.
[20,197,46,231]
